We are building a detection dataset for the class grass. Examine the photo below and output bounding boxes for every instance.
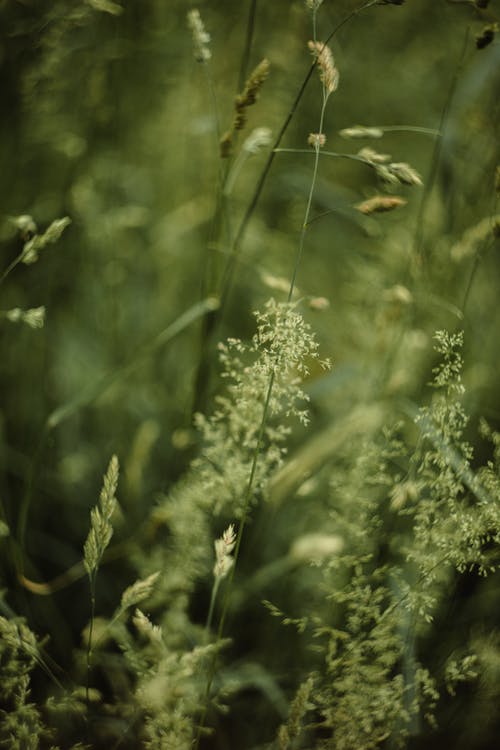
[0,1,500,748]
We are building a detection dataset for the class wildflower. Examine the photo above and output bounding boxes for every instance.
[308,41,339,97]
[187,9,211,63]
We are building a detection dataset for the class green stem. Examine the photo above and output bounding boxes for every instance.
[86,573,96,707]
[238,0,258,91]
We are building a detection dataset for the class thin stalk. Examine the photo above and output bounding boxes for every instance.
[412,26,470,271]
[0,244,34,286]
[217,0,379,316]
[238,0,258,91]
[194,23,338,747]
[288,99,328,303]
[191,0,380,422]
[86,572,97,706]
[205,578,221,634]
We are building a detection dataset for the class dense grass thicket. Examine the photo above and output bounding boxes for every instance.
[1,1,500,748]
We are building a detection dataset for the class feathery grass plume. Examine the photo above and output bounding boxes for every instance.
[5,306,45,329]
[88,0,123,14]
[213,524,236,580]
[83,455,119,706]
[120,572,160,611]
[10,214,37,240]
[220,59,270,157]
[133,299,326,650]
[355,195,407,214]
[242,126,272,155]
[340,125,384,139]
[450,214,500,261]
[308,41,339,97]
[234,59,270,126]
[83,455,119,577]
[206,524,237,632]
[0,617,47,749]
[224,127,272,195]
[187,9,211,63]
[375,160,423,187]
[445,654,478,696]
[277,675,314,750]
[21,216,71,265]
[398,331,500,624]
[358,146,391,164]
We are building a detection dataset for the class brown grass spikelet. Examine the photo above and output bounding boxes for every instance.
[495,165,500,196]
[355,195,407,215]
[308,40,339,96]
[234,58,270,130]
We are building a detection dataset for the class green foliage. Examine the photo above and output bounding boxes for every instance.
[1,1,500,749]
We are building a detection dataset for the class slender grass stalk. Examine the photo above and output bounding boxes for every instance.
[194,15,340,747]
[238,0,258,91]
[83,456,119,706]
[412,26,471,271]
[218,1,379,314]
[191,0,379,419]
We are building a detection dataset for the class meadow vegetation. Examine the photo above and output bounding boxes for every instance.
[0,1,499,748]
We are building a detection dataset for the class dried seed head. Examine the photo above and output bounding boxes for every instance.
[308,296,330,311]
[355,195,407,215]
[220,131,233,158]
[306,0,324,9]
[235,59,270,127]
[340,126,384,139]
[187,9,211,63]
[358,147,391,164]
[308,132,326,148]
[214,524,237,580]
[387,162,423,186]
[308,41,339,96]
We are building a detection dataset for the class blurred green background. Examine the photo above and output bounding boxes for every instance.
[0,0,499,747]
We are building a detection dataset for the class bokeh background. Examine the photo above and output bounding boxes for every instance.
[0,1,499,747]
